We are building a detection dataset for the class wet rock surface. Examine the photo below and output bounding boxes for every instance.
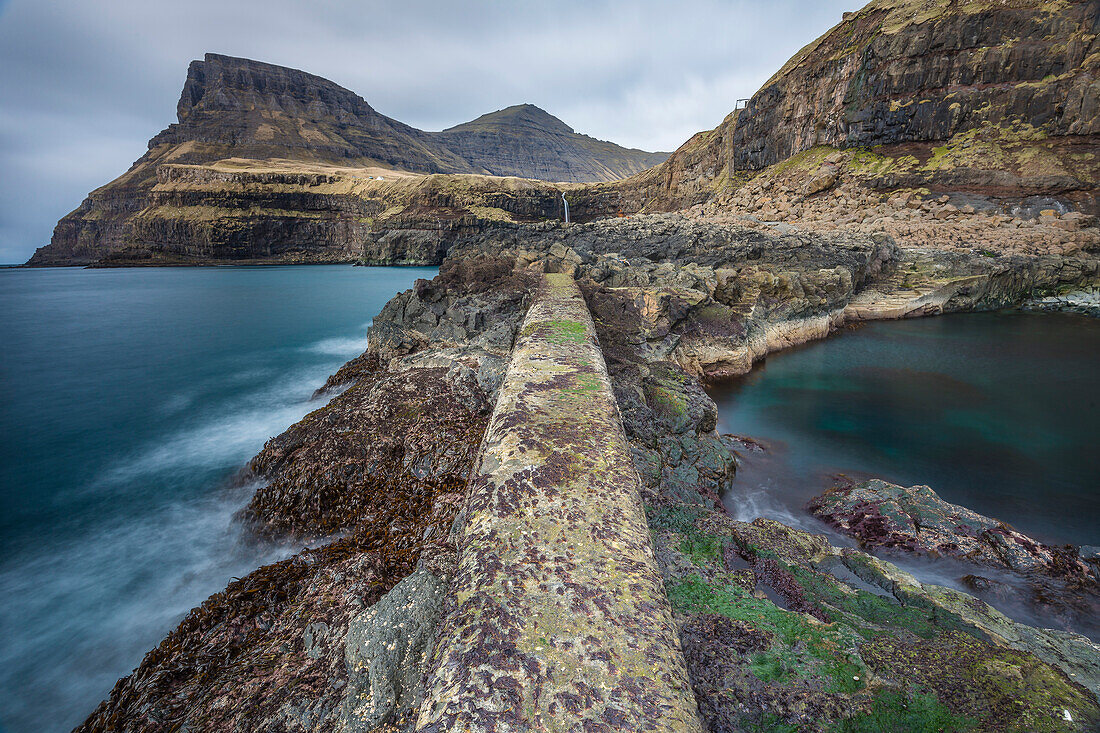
[809,478,1100,639]
[77,499,455,733]
[76,227,1100,731]
[76,248,537,731]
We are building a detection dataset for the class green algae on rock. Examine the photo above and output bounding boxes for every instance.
[808,478,1100,644]
[654,510,1100,732]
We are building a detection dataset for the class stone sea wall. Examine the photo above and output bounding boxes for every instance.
[416,274,699,730]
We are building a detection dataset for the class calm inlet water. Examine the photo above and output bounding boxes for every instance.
[0,264,436,733]
[710,311,1100,547]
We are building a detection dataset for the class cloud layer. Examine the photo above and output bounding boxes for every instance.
[0,0,852,262]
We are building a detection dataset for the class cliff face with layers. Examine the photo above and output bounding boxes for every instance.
[154,55,474,172]
[27,0,1100,269]
[606,0,1099,213]
[32,54,477,266]
[731,0,1100,170]
[27,55,665,266]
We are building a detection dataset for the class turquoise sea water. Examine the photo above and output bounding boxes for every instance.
[0,265,435,733]
[710,311,1100,548]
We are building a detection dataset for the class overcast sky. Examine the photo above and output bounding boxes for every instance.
[0,0,853,263]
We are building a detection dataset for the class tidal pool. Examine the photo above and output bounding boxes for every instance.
[709,310,1100,548]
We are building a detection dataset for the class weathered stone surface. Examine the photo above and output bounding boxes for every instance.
[244,361,489,538]
[73,254,540,731]
[730,0,1100,171]
[416,274,701,732]
[75,489,462,733]
[809,479,1096,580]
[338,567,448,731]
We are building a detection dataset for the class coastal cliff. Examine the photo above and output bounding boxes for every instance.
[627,0,1099,206]
[26,55,666,266]
[29,0,1100,268]
[732,0,1099,170]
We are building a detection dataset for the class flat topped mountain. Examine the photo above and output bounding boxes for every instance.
[434,103,669,183]
[151,53,475,173]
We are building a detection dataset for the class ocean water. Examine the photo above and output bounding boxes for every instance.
[710,311,1100,548]
[0,264,436,733]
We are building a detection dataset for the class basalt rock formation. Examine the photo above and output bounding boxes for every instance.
[26,55,664,266]
[29,53,475,266]
[731,0,1100,170]
[28,1,1100,267]
[606,0,1100,219]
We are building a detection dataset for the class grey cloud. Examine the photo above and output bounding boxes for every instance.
[0,0,853,262]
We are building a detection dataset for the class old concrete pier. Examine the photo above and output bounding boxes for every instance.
[415,273,701,732]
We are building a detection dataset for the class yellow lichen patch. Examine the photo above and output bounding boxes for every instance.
[465,205,516,223]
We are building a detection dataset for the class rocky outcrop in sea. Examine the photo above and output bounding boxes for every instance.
[810,479,1100,640]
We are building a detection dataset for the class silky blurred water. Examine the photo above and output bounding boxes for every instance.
[711,311,1100,547]
[0,264,435,733]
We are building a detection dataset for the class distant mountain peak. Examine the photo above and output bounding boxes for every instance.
[434,104,667,183]
[444,104,576,136]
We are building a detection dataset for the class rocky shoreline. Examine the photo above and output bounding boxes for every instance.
[809,479,1100,641]
[76,223,1100,731]
[41,0,1100,728]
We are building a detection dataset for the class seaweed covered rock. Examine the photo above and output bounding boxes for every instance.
[809,479,1100,637]
[245,364,489,537]
[78,482,462,732]
[647,507,1100,732]
[809,479,1098,582]
[78,255,539,730]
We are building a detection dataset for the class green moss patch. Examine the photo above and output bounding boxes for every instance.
[668,575,866,695]
[522,318,588,344]
[831,689,974,733]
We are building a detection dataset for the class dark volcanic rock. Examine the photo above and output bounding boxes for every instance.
[27,53,477,266]
[808,479,1097,585]
[603,0,1100,217]
[730,0,1100,170]
[154,54,475,173]
[78,487,461,733]
[77,254,538,731]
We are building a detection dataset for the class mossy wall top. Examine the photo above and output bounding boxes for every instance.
[416,273,701,731]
